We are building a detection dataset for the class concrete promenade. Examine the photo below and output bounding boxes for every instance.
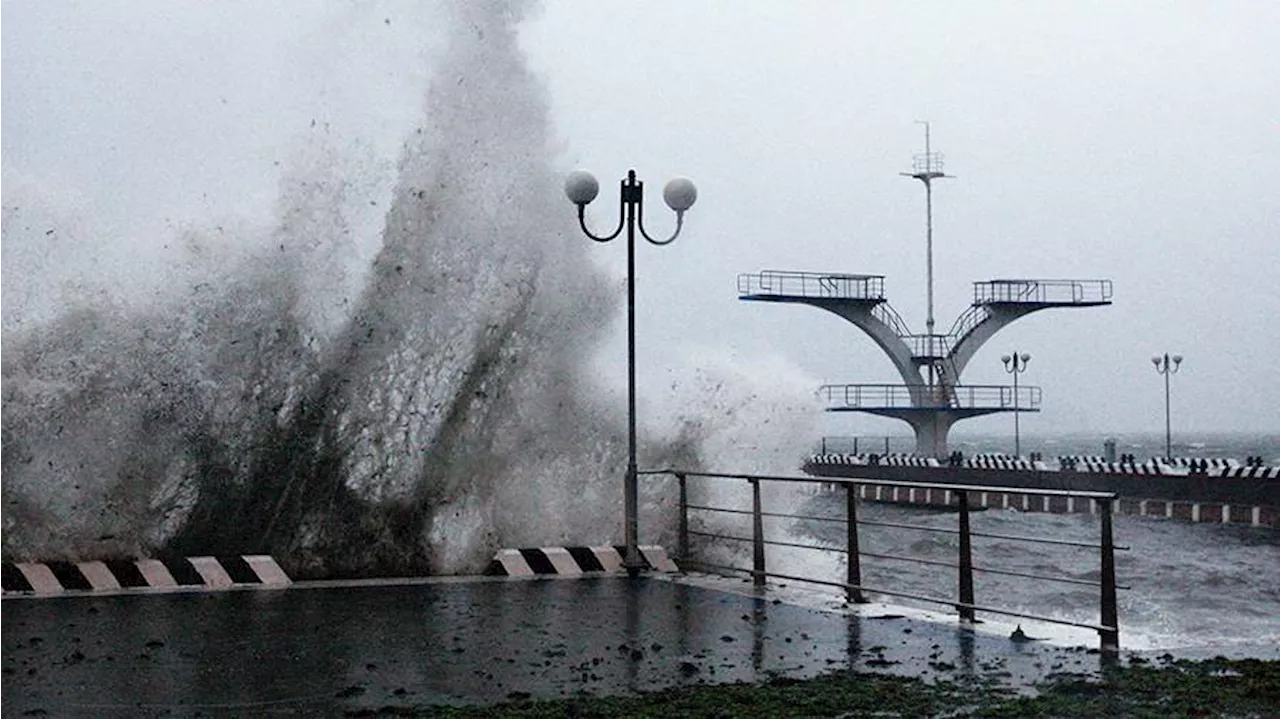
[3,573,1117,716]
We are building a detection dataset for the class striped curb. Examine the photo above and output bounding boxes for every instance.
[1160,457,1240,469]
[809,454,855,465]
[1058,455,1108,465]
[1,555,291,596]
[1215,466,1280,479]
[808,454,939,467]
[879,456,940,467]
[963,457,1036,470]
[485,545,679,577]
[811,454,1277,478]
[1075,462,1167,475]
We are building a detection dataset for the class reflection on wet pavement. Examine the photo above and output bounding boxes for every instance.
[2,576,1113,715]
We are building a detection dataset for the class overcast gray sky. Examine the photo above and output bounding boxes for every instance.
[4,1,1278,438]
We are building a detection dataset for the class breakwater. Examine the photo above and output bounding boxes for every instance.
[805,456,1278,527]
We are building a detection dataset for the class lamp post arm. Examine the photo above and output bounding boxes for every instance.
[576,200,626,243]
[637,201,685,246]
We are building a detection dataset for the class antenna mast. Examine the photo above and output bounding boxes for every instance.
[901,121,950,341]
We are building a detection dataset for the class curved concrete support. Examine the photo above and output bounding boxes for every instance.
[853,407,1006,457]
[810,301,921,387]
[949,305,1041,376]
[910,413,956,457]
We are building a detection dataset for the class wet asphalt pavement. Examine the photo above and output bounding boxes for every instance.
[3,575,1114,716]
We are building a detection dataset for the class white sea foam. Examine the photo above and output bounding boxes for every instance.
[0,1,827,579]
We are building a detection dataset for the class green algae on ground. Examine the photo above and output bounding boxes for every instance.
[357,658,1280,718]
[973,657,1280,718]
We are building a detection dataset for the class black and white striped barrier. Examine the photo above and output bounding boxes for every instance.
[1160,457,1240,469]
[880,456,940,467]
[1215,466,1280,479]
[809,454,859,465]
[964,457,1036,470]
[486,546,678,577]
[1075,461,1167,475]
[1058,455,1108,466]
[1,556,291,596]
[808,454,939,467]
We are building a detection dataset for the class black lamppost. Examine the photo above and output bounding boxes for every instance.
[564,169,697,575]
[1001,352,1031,457]
[1152,353,1183,461]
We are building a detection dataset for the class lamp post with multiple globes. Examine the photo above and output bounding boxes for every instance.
[1001,352,1031,457]
[564,169,697,575]
[1152,353,1183,461]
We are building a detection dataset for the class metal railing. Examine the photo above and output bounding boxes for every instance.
[945,303,990,345]
[973,279,1113,305]
[818,436,916,455]
[903,333,953,359]
[737,270,885,301]
[866,299,911,338]
[820,383,1042,411]
[644,469,1123,651]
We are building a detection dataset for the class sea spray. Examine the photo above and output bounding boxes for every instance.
[1,1,824,578]
[651,349,836,579]
[2,0,636,577]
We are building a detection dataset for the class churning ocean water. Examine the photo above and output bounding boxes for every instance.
[778,431,1280,654]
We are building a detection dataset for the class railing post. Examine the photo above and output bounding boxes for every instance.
[676,473,689,564]
[845,483,865,603]
[1099,498,1120,651]
[750,478,766,586]
[957,490,975,621]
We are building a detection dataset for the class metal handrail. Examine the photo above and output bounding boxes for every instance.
[870,300,913,338]
[688,506,1132,551]
[689,522,1126,589]
[852,550,1127,589]
[651,469,1122,651]
[902,333,953,359]
[641,469,1116,498]
[738,270,885,301]
[819,383,1042,411]
[687,529,829,554]
[973,279,1113,305]
[855,518,1130,550]
[946,303,990,344]
[817,436,913,455]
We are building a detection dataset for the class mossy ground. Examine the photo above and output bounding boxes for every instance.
[350,657,1280,718]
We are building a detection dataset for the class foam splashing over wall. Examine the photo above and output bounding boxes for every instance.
[1,0,634,577]
[2,1,822,579]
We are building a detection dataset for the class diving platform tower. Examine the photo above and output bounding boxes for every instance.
[739,126,1113,458]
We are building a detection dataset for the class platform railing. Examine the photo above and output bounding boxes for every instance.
[738,270,885,301]
[903,333,954,359]
[973,279,1113,305]
[817,436,916,455]
[945,303,990,344]
[870,300,912,338]
[645,469,1123,652]
[820,383,1042,411]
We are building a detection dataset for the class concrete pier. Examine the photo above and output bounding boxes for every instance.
[805,461,1278,527]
